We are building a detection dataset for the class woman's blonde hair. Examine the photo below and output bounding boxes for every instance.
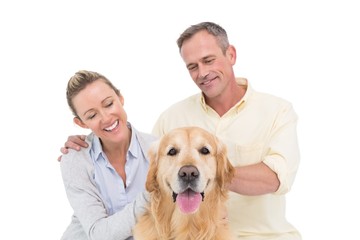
[66,70,120,117]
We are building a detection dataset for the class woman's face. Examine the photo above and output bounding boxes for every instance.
[72,79,129,145]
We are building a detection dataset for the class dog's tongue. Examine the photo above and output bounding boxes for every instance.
[176,189,202,214]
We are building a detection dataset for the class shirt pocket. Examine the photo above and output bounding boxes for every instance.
[227,143,264,167]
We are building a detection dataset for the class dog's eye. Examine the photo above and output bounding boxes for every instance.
[199,147,210,155]
[167,147,178,156]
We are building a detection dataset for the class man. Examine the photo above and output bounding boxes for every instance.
[61,22,301,239]
[152,22,301,240]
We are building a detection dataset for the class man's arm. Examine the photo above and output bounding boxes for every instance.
[57,135,88,161]
[229,102,300,196]
[227,162,280,195]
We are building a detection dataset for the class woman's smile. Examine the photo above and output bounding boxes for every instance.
[104,120,119,132]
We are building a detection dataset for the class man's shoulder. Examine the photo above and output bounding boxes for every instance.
[249,91,297,120]
[253,90,293,106]
[161,93,200,113]
[243,78,292,104]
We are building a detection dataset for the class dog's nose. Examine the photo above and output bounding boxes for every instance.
[178,165,199,182]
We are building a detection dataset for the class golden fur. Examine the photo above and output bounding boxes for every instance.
[133,127,235,240]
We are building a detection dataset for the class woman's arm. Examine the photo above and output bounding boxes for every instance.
[60,150,148,240]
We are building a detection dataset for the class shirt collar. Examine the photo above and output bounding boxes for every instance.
[235,77,253,112]
[91,135,103,161]
[127,122,138,159]
[199,77,252,112]
[91,122,138,161]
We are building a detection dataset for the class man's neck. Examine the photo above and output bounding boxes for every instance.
[206,81,246,117]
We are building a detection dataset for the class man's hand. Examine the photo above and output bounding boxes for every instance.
[57,135,88,161]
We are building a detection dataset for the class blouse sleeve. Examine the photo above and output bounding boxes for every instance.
[60,149,149,240]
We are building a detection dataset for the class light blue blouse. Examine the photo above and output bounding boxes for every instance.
[90,124,149,215]
[60,123,157,240]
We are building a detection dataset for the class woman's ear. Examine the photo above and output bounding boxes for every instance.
[73,117,88,129]
[119,94,124,106]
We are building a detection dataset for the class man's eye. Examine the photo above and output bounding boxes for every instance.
[188,65,197,71]
[205,59,214,64]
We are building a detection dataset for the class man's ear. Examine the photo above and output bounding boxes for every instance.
[73,117,88,129]
[227,45,237,64]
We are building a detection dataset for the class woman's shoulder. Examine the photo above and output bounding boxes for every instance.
[60,133,94,170]
[60,145,94,186]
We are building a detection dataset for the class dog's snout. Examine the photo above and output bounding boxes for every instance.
[178,165,199,182]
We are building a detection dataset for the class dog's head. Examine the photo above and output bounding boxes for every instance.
[146,126,234,214]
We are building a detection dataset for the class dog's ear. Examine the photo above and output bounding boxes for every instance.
[145,140,160,192]
[215,138,235,190]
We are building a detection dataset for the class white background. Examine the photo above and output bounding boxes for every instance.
[1,1,359,239]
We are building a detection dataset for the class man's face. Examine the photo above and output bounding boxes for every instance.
[180,30,236,99]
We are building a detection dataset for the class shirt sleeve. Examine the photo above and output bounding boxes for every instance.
[60,150,149,240]
[262,102,301,195]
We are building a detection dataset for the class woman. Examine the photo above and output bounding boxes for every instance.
[60,70,157,240]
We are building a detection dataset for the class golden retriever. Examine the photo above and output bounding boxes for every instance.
[133,126,235,240]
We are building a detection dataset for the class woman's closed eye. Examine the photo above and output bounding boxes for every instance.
[105,101,113,108]
[87,113,96,120]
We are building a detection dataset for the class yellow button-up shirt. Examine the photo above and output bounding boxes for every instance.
[152,78,301,240]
